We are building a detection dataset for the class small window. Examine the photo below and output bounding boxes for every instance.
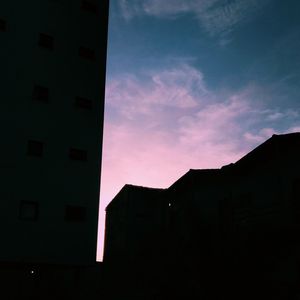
[27,140,44,157]
[33,85,49,102]
[75,97,93,110]
[38,33,54,50]
[69,148,87,161]
[0,19,7,32]
[79,47,95,61]
[65,205,86,222]
[19,201,39,221]
[81,0,98,14]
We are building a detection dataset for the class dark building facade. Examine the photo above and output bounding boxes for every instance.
[166,169,226,299]
[104,184,168,299]
[0,0,109,298]
[218,133,300,299]
[104,184,167,263]
[167,133,300,299]
[104,132,300,300]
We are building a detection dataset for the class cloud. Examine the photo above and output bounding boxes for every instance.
[265,110,299,121]
[118,0,269,43]
[118,0,199,20]
[243,126,300,144]
[197,0,266,38]
[119,0,217,19]
[118,0,143,20]
[178,97,250,145]
[106,64,208,120]
[243,128,276,143]
[246,107,299,122]
[143,0,198,16]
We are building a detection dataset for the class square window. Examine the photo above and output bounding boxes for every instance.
[33,85,49,102]
[69,148,87,161]
[19,201,39,221]
[65,205,86,222]
[79,47,95,61]
[81,0,98,14]
[0,19,7,32]
[75,97,93,110]
[27,140,44,157]
[38,33,54,50]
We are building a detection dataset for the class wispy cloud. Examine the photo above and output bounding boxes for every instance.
[197,0,266,39]
[265,109,299,121]
[244,126,300,144]
[142,0,209,17]
[118,0,269,43]
[118,0,143,20]
[106,64,208,120]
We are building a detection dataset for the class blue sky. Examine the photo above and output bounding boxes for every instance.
[97,0,300,260]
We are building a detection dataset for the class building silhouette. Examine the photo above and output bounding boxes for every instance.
[104,132,300,299]
[104,185,167,263]
[0,0,109,298]
[104,185,168,299]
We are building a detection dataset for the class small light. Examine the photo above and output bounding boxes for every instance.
[168,203,171,207]
[30,270,35,275]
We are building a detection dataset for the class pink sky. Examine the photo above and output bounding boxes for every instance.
[95,0,300,261]
[96,64,300,261]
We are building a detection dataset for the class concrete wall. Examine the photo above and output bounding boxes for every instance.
[104,186,168,263]
[0,0,108,265]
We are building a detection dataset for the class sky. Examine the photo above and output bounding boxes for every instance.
[97,0,300,260]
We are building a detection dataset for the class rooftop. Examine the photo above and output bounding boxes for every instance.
[106,184,165,211]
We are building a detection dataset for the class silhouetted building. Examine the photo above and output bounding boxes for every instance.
[0,0,109,298]
[104,132,300,300]
[104,184,167,263]
[168,133,300,299]
[218,133,300,299]
[104,184,168,299]
[166,168,226,298]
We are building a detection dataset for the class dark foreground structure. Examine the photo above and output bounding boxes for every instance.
[0,0,109,298]
[104,132,300,300]
[104,185,168,299]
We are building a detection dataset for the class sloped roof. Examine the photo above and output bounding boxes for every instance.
[168,132,300,190]
[105,184,165,211]
[106,132,300,210]
[168,168,220,191]
[233,132,300,170]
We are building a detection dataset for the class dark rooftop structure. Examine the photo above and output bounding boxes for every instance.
[104,184,167,263]
[104,132,300,300]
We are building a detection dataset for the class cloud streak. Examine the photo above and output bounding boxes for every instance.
[118,0,269,43]
[106,64,208,120]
